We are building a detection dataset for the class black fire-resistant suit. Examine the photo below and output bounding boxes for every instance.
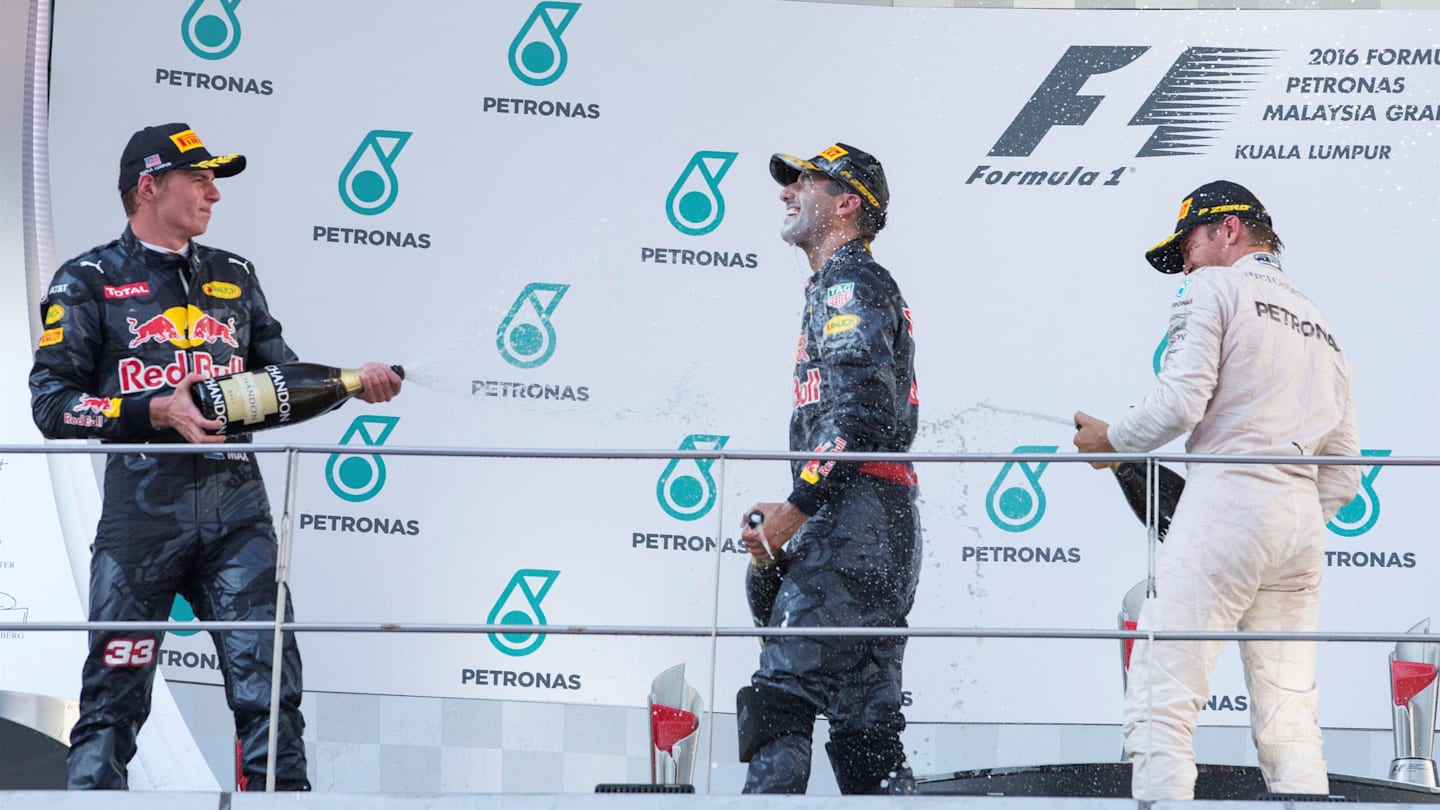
[740,238,922,794]
[29,227,309,790]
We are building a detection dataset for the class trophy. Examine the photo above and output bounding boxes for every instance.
[1118,579,1150,693]
[649,664,703,786]
[1389,618,1440,787]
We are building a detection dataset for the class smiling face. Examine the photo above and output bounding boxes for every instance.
[780,172,844,250]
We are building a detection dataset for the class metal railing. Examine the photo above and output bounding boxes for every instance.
[0,442,1424,791]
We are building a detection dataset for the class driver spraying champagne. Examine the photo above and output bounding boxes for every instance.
[1073,180,1359,801]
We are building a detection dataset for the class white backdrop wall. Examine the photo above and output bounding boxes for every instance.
[31,0,1440,749]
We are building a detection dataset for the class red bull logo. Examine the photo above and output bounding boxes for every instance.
[64,395,120,427]
[127,314,182,348]
[793,368,821,408]
[118,351,245,394]
[72,396,119,417]
[190,314,238,347]
[126,306,239,349]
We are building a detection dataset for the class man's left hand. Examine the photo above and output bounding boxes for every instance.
[357,362,403,403]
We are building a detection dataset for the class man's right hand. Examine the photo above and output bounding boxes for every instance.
[150,372,225,443]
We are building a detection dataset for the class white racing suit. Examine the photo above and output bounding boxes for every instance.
[1109,252,1360,800]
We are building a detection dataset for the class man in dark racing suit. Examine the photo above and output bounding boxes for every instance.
[738,143,921,795]
[30,123,402,790]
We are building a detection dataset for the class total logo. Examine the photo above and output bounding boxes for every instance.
[158,0,275,96]
[969,445,1080,565]
[485,2,600,121]
[970,45,1277,189]
[300,416,420,537]
[475,283,591,404]
[313,130,432,250]
[641,151,759,271]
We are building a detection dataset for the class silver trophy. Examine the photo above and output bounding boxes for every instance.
[1118,579,1150,693]
[1389,618,1440,787]
[649,664,703,786]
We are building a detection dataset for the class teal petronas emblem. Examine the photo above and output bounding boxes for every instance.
[325,416,400,503]
[657,434,729,521]
[487,570,560,657]
[169,595,199,637]
[181,0,241,60]
[666,151,738,236]
[1328,449,1390,537]
[986,445,1059,532]
[508,2,581,86]
[497,283,569,368]
[339,130,412,215]
[1153,332,1168,376]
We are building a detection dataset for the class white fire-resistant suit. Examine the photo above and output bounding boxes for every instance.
[1109,251,1360,800]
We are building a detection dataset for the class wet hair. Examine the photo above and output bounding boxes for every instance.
[1242,219,1284,255]
[1200,217,1283,256]
[811,173,882,240]
[121,186,139,217]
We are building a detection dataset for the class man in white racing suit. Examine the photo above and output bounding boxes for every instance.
[1073,180,1360,800]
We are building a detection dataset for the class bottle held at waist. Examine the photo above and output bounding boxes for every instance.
[1110,461,1185,542]
[190,362,404,435]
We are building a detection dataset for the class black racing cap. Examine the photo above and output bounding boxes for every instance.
[118,122,245,194]
[1145,180,1272,274]
[770,143,889,232]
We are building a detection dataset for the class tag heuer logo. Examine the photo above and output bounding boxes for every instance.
[825,283,854,308]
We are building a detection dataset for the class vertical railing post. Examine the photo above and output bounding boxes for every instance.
[264,447,301,792]
[703,452,728,794]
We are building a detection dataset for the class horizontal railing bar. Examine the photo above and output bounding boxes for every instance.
[0,443,1417,466]
[7,621,1437,644]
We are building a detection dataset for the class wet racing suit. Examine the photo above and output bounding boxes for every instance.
[29,227,310,790]
[1109,252,1360,800]
[739,238,922,794]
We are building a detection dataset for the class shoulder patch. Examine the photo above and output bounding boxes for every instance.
[825,283,855,308]
[45,304,66,325]
[38,327,64,347]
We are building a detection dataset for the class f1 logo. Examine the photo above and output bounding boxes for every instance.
[990,46,1277,158]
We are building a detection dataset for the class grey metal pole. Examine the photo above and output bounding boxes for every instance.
[264,448,301,792]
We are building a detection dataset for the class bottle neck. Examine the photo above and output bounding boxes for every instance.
[339,368,364,396]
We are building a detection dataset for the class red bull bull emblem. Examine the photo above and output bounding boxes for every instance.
[127,306,239,349]
[64,395,120,427]
[127,314,182,348]
[190,314,239,347]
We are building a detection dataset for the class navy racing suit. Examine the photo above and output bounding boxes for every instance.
[742,238,922,794]
[29,227,309,790]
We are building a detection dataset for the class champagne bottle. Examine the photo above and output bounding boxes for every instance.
[191,362,404,435]
[744,510,783,630]
[1110,461,1185,542]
